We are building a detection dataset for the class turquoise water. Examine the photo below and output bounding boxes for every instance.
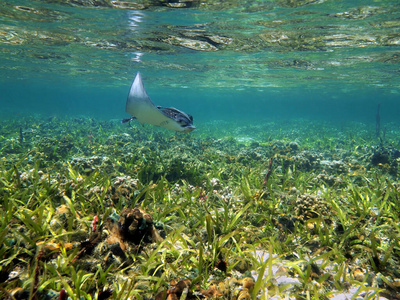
[3,2,400,298]
[1,0,400,124]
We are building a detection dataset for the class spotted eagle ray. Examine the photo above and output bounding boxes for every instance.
[122,72,196,133]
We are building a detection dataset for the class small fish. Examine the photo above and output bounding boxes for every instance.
[123,72,196,133]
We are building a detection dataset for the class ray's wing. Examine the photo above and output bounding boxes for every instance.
[126,72,172,126]
[157,106,193,123]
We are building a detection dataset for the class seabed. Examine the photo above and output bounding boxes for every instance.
[1,116,400,300]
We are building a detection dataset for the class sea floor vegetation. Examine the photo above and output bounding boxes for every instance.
[1,116,400,300]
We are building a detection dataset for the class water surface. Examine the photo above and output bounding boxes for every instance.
[1,0,400,124]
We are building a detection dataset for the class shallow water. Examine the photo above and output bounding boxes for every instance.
[1,0,400,124]
[1,1,400,299]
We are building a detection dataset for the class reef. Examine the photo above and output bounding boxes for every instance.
[1,116,400,299]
